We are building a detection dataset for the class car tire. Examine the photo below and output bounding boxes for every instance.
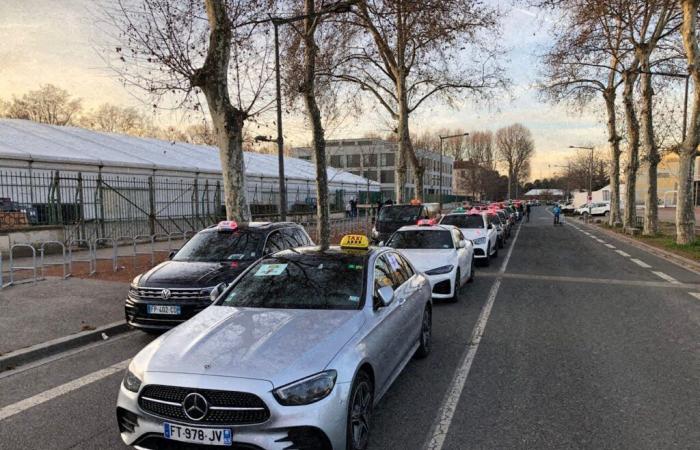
[448,269,460,303]
[347,371,374,450]
[604,210,610,218]
[498,237,504,249]
[492,243,499,258]
[483,246,491,267]
[467,258,475,283]
[415,306,432,358]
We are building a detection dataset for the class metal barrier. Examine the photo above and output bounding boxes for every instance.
[152,233,172,253]
[94,237,117,272]
[39,241,69,279]
[1,253,4,289]
[69,239,96,275]
[115,236,136,270]
[168,232,186,252]
[134,235,155,267]
[9,244,38,286]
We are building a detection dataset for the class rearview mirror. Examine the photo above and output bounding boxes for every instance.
[210,282,227,302]
[377,286,395,307]
[458,240,467,248]
[487,224,493,230]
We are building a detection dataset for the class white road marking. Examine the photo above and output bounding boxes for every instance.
[0,359,129,421]
[689,292,700,300]
[424,224,522,450]
[615,250,631,257]
[651,271,680,284]
[631,258,652,268]
[595,238,605,243]
[604,244,616,249]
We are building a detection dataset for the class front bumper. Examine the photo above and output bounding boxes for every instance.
[117,372,350,450]
[424,270,456,299]
[125,296,209,331]
[472,243,489,259]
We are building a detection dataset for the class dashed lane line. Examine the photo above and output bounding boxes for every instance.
[616,250,631,257]
[689,292,700,301]
[605,244,616,249]
[651,271,681,285]
[424,223,523,450]
[631,258,652,268]
[0,359,129,421]
[477,271,697,289]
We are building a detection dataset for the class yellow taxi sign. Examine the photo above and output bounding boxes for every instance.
[340,234,370,249]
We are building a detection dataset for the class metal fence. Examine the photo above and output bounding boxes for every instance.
[0,170,376,241]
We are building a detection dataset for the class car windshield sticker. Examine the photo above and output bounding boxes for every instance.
[348,264,363,270]
[254,263,288,276]
[348,295,360,303]
[387,254,401,270]
[226,253,245,260]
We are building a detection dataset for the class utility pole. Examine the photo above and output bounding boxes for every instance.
[439,132,469,208]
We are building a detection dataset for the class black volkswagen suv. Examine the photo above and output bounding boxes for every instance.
[125,221,313,332]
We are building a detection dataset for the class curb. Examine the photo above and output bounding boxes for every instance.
[577,218,700,276]
[0,321,131,372]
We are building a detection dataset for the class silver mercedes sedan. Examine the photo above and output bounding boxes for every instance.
[117,236,433,450]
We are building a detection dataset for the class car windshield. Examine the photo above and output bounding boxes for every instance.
[441,214,484,229]
[378,205,423,223]
[387,230,454,249]
[173,230,262,262]
[220,252,365,310]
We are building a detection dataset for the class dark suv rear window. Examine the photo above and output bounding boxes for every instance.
[173,230,263,262]
[440,214,484,229]
[378,205,423,223]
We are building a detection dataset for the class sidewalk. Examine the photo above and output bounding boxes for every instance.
[0,277,128,356]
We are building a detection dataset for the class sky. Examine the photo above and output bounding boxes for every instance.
[0,0,608,180]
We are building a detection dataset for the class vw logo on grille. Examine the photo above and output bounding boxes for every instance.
[182,392,208,421]
[160,289,172,300]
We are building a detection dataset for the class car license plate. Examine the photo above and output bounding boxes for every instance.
[147,304,181,315]
[163,422,232,446]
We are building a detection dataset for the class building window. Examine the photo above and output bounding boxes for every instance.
[330,155,343,167]
[346,154,361,167]
[363,154,377,167]
[364,170,378,181]
[381,153,395,167]
[381,170,395,183]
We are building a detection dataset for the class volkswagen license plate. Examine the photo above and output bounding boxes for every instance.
[147,304,181,315]
[163,422,232,446]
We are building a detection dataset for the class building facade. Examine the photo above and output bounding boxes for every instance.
[292,138,453,201]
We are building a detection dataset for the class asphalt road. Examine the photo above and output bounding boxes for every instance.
[1,206,698,449]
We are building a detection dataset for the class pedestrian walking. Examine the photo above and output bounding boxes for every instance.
[350,198,358,218]
[526,203,531,222]
[345,200,352,218]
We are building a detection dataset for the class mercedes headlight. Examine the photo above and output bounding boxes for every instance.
[273,370,337,406]
[123,369,142,393]
[473,237,487,245]
[425,265,454,275]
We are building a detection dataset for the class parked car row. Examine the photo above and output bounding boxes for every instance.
[118,202,521,449]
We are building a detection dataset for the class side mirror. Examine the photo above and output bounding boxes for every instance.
[210,282,227,302]
[458,240,468,248]
[168,250,178,260]
[487,224,493,230]
[377,286,395,307]
[378,241,385,247]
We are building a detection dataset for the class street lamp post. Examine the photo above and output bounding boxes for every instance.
[638,70,690,140]
[439,132,469,208]
[266,1,355,221]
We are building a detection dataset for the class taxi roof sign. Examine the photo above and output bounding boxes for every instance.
[217,220,238,231]
[340,234,370,249]
[417,218,437,226]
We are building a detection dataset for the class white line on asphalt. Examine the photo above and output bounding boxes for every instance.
[688,292,700,301]
[615,250,631,257]
[631,258,652,268]
[651,271,680,284]
[604,244,616,249]
[0,359,129,421]
[424,223,522,450]
[595,238,606,243]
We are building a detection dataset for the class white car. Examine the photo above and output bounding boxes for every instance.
[576,202,611,217]
[386,221,474,301]
[439,212,498,266]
